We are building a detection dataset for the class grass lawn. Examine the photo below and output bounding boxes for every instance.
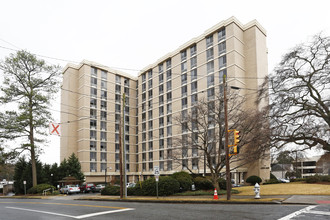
[236,182,330,196]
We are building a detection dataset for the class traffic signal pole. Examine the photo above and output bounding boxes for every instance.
[223,74,231,200]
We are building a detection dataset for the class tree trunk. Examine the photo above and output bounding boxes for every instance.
[29,98,37,187]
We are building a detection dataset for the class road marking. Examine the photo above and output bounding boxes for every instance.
[308,210,330,216]
[6,206,134,219]
[277,206,316,220]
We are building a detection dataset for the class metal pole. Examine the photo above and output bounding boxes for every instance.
[104,167,107,186]
[123,93,127,198]
[119,105,123,198]
[223,74,231,200]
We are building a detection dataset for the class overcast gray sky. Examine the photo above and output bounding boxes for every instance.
[1,0,329,164]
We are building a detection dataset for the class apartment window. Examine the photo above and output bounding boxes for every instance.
[192,145,198,157]
[148,110,153,119]
[191,93,198,105]
[142,93,146,102]
[142,113,146,121]
[100,100,106,110]
[159,139,164,149]
[124,78,129,86]
[207,61,214,74]
[142,103,146,112]
[206,34,213,47]
[159,95,164,105]
[148,120,153,130]
[166,59,171,69]
[191,69,197,81]
[148,70,153,79]
[149,141,153,150]
[115,94,121,103]
[148,79,152,89]
[90,120,96,129]
[219,56,227,68]
[167,137,172,148]
[182,122,188,133]
[142,122,146,132]
[90,130,96,140]
[207,88,215,100]
[116,75,121,84]
[90,141,96,151]
[142,83,146,92]
[142,143,146,152]
[101,80,107,90]
[167,126,172,136]
[167,103,172,114]
[167,160,172,171]
[159,117,164,127]
[91,67,97,76]
[101,90,107,100]
[101,131,107,141]
[192,158,198,170]
[90,88,97,97]
[148,90,153,99]
[91,77,97,86]
[181,50,187,61]
[101,111,107,121]
[190,44,196,56]
[115,84,121,93]
[101,163,107,172]
[101,70,107,79]
[181,62,187,72]
[124,87,129,96]
[115,104,121,113]
[191,81,197,93]
[90,109,97,119]
[90,163,97,172]
[182,98,188,109]
[159,84,164,94]
[149,162,153,171]
[218,41,226,55]
[159,128,164,138]
[182,159,188,170]
[182,109,188,121]
[206,48,214,61]
[181,85,187,96]
[218,28,226,41]
[191,56,197,68]
[90,98,96,108]
[142,73,146,82]
[159,151,164,160]
[159,73,164,84]
[166,80,172,91]
[167,115,172,125]
[142,132,146,142]
[101,121,106,131]
[181,73,187,84]
[207,74,214,87]
[159,106,164,116]
[166,92,172,102]
[101,142,107,151]
[158,63,164,73]
[166,70,172,80]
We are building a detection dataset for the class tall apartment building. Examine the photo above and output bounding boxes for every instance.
[60,17,270,184]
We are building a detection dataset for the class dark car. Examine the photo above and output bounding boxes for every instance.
[80,183,96,193]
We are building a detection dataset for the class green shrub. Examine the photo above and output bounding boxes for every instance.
[306,175,321,183]
[320,175,330,182]
[171,172,193,192]
[263,179,281,185]
[27,184,55,194]
[193,176,213,190]
[270,173,277,180]
[246,175,262,185]
[130,177,179,196]
[101,185,120,195]
[158,176,180,196]
[217,178,227,190]
[290,178,305,182]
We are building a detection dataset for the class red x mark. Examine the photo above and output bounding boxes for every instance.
[51,124,60,135]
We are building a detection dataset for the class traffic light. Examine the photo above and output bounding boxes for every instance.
[234,130,240,145]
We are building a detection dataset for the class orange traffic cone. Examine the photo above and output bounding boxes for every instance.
[213,188,219,200]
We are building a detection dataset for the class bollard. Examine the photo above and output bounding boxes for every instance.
[254,183,261,199]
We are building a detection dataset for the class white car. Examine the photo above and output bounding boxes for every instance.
[278,178,290,183]
[60,185,80,194]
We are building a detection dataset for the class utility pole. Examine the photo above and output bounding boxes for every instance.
[122,92,127,198]
[223,74,231,200]
[119,103,123,199]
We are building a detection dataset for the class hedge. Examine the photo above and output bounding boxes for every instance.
[246,175,262,185]
[193,176,213,190]
[27,184,55,194]
[171,172,193,192]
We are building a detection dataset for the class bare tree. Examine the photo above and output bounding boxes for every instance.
[173,89,270,190]
[259,34,330,152]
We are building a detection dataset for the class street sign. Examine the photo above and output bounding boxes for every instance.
[49,123,60,136]
[154,166,159,176]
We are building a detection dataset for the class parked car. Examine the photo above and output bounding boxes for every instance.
[80,183,96,193]
[95,184,105,192]
[60,185,80,195]
[126,182,136,188]
[278,178,290,183]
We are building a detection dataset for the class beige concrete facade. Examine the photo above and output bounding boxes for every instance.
[60,17,270,184]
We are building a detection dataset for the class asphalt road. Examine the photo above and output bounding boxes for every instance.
[0,198,329,220]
